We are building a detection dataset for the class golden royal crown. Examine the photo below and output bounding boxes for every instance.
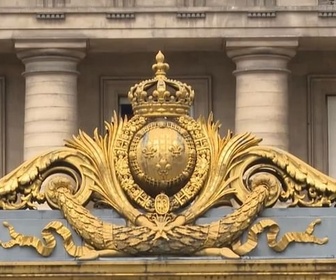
[128,51,195,117]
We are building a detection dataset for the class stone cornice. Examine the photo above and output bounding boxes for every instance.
[1,259,336,279]
[0,6,332,13]
[0,10,334,32]
[0,10,333,52]
[14,40,87,76]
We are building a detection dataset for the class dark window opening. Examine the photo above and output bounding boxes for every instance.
[119,97,134,119]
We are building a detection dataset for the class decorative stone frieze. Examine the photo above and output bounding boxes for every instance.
[36,13,65,20]
[176,12,206,18]
[106,13,135,19]
[247,11,276,17]
[318,11,336,17]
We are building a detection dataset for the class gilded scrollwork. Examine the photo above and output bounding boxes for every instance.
[229,145,336,208]
[0,51,333,260]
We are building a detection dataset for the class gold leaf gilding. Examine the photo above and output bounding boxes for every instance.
[0,52,332,259]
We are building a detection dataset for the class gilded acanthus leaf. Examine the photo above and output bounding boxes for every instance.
[182,114,261,222]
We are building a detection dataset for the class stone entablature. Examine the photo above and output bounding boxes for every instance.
[0,6,335,54]
[0,0,335,51]
[0,0,321,8]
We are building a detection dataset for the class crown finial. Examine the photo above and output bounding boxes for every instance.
[128,51,194,117]
[152,51,169,77]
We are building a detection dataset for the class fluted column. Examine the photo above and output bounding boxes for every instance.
[16,41,86,160]
[227,39,298,151]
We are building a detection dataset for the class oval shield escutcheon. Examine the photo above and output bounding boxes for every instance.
[155,193,170,214]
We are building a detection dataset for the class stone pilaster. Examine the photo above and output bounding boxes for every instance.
[226,39,298,151]
[15,40,86,160]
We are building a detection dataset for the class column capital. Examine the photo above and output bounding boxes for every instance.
[226,38,298,59]
[226,38,298,76]
[15,39,87,61]
[15,39,87,76]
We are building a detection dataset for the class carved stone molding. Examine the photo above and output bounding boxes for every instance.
[1,258,336,280]
[36,13,65,20]
[307,75,336,174]
[106,13,135,19]
[247,11,276,17]
[2,258,336,279]
[176,12,206,18]
[318,11,336,17]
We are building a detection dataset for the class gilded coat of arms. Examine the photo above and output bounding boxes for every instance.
[0,51,333,260]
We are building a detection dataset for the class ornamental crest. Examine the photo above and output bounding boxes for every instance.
[0,51,335,260]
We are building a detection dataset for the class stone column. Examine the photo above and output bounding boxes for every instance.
[226,39,298,151]
[15,40,86,160]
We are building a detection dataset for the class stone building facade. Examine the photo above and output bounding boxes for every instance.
[0,0,335,177]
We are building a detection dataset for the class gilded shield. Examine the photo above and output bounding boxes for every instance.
[129,120,196,196]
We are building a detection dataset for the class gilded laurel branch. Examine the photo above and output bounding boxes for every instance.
[0,175,327,259]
